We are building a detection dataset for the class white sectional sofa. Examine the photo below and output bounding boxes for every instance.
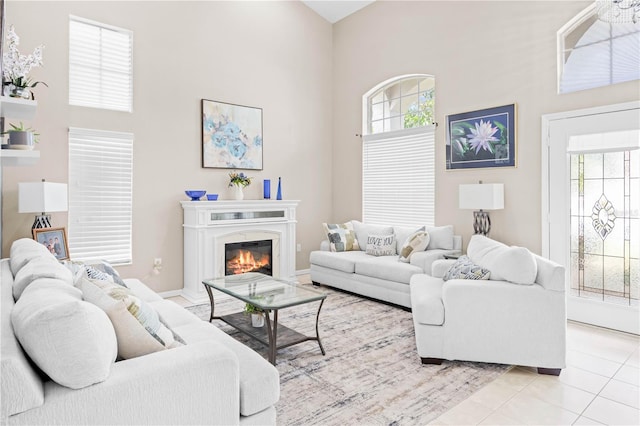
[410,235,567,375]
[1,238,279,425]
[310,221,461,308]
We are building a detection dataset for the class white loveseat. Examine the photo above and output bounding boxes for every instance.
[1,238,279,425]
[310,221,461,308]
[410,235,566,375]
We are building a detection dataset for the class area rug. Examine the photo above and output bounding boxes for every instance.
[186,284,510,425]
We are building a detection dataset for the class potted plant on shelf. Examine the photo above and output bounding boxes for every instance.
[244,302,265,328]
[1,122,39,150]
[2,25,48,99]
[228,171,252,200]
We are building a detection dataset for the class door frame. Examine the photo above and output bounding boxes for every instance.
[541,101,640,335]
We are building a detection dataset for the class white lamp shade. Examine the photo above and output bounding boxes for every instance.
[19,182,68,213]
[459,183,504,210]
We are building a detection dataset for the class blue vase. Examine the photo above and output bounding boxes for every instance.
[276,177,282,200]
[263,179,271,199]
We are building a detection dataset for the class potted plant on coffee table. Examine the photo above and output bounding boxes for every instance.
[244,302,265,328]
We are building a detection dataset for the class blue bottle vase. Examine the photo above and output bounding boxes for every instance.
[276,177,282,200]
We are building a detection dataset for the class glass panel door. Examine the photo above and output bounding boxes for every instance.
[545,104,640,334]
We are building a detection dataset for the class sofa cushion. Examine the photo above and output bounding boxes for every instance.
[467,235,537,285]
[426,225,454,250]
[81,277,178,359]
[9,238,57,276]
[310,250,368,274]
[366,234,396,256]
[13,256,73,301]
[410,274,445,325]
[443,255,491,281]
[355,255,423,284]
[11,278,117,390]
[352,220,394,252]
[323,222,360,252]
[399,230,430,262]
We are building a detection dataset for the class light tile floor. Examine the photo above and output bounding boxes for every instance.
[431,321,640,425]
[169,277,639,426]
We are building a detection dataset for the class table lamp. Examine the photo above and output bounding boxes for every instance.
[459,182,504,236]
[18,180,68,229]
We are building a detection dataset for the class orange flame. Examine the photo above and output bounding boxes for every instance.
[227,249,271,275]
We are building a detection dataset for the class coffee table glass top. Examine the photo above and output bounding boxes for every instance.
[202,272,326,310]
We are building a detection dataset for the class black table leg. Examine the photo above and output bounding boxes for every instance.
[203,283,215,322]
[316,298,326,356]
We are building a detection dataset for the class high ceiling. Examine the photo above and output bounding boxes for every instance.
[301,1,375,23]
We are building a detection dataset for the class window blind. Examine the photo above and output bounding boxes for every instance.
[69,16,133,112]
[68,127,133,264]
[362,126,435,228]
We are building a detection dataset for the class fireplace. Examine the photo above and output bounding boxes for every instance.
[181,200,298,302]
[225,239,272,276]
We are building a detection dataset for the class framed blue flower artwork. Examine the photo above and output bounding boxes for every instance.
[202,99,263,170]
[446,104,516,170]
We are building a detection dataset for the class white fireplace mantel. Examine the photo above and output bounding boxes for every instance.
[181,200,299,302]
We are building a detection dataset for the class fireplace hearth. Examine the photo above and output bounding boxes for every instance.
[225,240,272,276]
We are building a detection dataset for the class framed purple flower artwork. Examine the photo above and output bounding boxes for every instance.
[446,104,516,169]
[202,99,263,170]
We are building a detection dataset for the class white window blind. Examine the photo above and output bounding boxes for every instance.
[362,126,435,227]
[68,128,133,264]
[69,16,133,112]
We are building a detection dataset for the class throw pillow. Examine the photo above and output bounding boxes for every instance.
[13,257,73,301]
[86,260,127,287]
[11,278,117,389]
[81,277,177,359]
[393,226,426,254]
[466,235,537,285]
[352,220,394,252]
[443,255,491,281]
[323,222,360,252]
[9,238,57,276]
[398,230,430,263]
[366,234,396,256]
[426,225,455,250]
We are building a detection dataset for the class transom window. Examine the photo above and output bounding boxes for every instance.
[558,4,640,94]
[366,75,435,135]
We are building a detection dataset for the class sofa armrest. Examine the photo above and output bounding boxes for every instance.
[9,341,240,426]
[431,259,456,278]
[410,249,459,274]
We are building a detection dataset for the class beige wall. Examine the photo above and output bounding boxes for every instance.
[332,0,640,254]
[3,1,640,292]
[1,1,333,292]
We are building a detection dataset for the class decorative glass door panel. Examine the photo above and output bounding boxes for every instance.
[570,150,639,307]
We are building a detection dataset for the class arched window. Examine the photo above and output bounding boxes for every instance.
[362,75,435,227]
[558,4,640,94]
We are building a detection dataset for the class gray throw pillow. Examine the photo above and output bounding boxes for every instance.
[443,255,491,281]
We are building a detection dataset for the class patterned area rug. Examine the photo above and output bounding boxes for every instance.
[186,284,510,425]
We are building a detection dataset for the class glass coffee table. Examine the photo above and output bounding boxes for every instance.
[202,272,327,365]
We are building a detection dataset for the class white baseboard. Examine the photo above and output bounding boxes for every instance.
[158,289,183,299]
[296,269,310,276]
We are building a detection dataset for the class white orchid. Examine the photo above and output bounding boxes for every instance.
[2,25,46,89]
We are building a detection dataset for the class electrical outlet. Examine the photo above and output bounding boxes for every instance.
[296,243,302,252]
[154,258,162,267]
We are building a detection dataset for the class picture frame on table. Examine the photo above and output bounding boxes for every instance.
[32,227,70,261]
[446,103,516,170]
[201,99,263,170]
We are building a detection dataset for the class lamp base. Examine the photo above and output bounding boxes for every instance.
[32,214,52,229]
[473,210,491,236]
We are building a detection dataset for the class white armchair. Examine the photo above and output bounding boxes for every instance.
[409,235,566,375]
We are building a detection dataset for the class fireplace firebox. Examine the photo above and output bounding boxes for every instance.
[225,239,273,276]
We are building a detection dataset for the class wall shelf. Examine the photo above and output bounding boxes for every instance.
[0,96,37,120]
[0,149,40,166]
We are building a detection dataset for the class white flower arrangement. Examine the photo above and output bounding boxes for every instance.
[2,25,47,92]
